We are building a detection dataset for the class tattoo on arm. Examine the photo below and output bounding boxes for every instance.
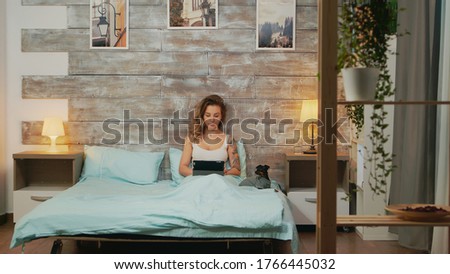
[230,145,241,170]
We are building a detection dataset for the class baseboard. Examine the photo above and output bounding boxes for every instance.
[356,227,398,241]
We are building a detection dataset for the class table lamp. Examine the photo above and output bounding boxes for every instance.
[300,100,318,154]
[42,117,65,152]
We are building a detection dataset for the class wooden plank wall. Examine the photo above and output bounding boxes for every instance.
[21,0,349,183]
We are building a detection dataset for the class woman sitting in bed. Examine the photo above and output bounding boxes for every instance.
[179,94,241,177]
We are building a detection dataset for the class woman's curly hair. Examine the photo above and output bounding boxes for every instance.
[189,94,227,144]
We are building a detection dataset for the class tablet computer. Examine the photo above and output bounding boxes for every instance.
[192,160,225,176]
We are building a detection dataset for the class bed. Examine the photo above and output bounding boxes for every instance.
[10,146,299,253]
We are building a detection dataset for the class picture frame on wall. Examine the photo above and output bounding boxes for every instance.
[90,0,129,49]
[256,0,296,50]
[168,0,218,29]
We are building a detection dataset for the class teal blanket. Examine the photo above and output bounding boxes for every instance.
[11,175,297,252]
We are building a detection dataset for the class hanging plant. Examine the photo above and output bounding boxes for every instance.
[338,0,403,196]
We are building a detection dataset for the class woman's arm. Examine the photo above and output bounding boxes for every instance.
[179,137,194,176]
[225,138,241,176]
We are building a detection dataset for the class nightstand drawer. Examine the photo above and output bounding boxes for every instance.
[288,189,349,225]
[13,186,67,222]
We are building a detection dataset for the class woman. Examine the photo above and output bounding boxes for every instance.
[179,94,241,177]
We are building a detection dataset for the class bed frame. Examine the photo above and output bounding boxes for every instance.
[49,235,293,254]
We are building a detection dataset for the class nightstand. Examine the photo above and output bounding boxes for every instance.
[285,153,350,225]
[13,151,84,222]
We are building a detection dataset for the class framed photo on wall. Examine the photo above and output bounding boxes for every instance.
[90,0,129,49]
[168,0,218,29]
[256,0,296,50]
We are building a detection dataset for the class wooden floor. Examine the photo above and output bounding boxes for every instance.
[301,229,426,254]
[0,217,426,254]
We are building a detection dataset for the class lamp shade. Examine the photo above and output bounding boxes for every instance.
[42,117,65,137]
[300,100,318,122]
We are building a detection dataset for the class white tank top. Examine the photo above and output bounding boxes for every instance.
[192,135,228,161]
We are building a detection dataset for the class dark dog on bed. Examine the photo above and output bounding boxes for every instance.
[255,165,270,181]
[239,165,271,189]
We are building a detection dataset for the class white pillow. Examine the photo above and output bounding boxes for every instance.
[169,147,184,185]
[81,146,165,184]
[236,139,247,179]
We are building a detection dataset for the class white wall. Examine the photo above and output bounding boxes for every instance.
[1,0,7,217]
[4,2,68,213]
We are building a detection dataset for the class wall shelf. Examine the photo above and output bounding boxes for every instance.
[338,101,450,105]
[337,215,450,227]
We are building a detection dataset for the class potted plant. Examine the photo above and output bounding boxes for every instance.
[338,0,398,135]
[338,2,380,102]
[338,0,400,196]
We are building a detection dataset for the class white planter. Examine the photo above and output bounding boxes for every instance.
[342,67,380,101]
